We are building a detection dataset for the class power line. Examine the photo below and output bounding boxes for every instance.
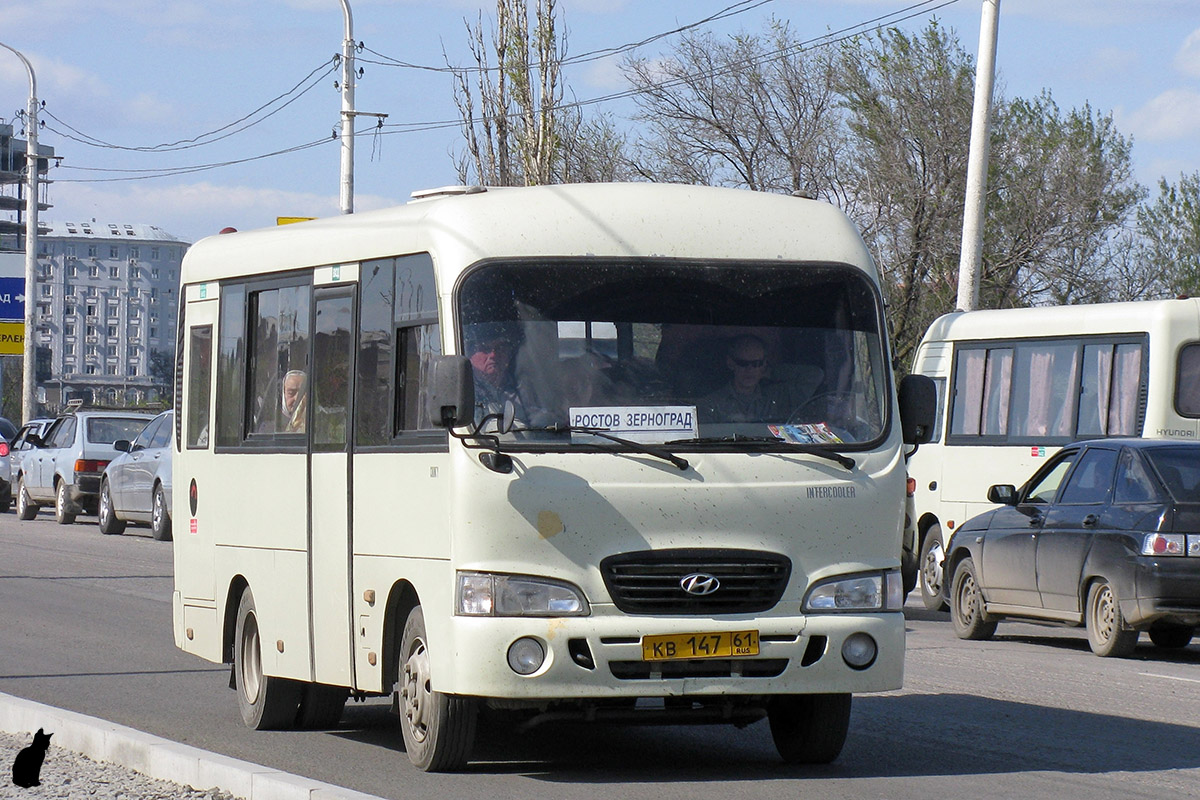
[359,0,777,74]
[42,58,338,154]
[53,137,334,183]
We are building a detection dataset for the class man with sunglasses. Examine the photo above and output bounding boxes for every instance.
[699,334,791,423]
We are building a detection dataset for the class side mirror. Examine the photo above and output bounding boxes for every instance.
[987,484,1018,505]
[113,439,132,453]
[898,374,937,445]
[426,355,476,428]
[27,434,44,449]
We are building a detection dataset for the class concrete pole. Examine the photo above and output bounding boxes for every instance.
[1,42,40,423]
[955,0,1001,313]
[339,0,355,214]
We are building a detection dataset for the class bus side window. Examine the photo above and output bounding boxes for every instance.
[1176,343,1200,417]
[395,323,442,433]
[247,284,311,438]
[187,325,213,449]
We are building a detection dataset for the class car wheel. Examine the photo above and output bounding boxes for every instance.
[919,525,949,611]
[398,605,477,771]
[16,476,38,521]
[950,557,997,640]
[55,481,77,526]
[296,683,348,729]
[767,693,852,764]
[151,484,172,541]
[233,588,302,730]
[98,480,126,535]
[1085,580,1138,658]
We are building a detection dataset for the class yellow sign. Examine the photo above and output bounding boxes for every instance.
[276,217,316,226]
[0,321,23,355]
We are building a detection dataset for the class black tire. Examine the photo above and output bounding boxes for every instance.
[233,589,302,729]
[919,525,949,611]
[296,683,348,729]
[767,693,852,764]
[1148,624,1194,649]
[16,476,38,521]
[1085,580,1138,658]
[950,557,997,640]
[55,481,77,525]
[98,480,126,535]
[150,483,172,541]
[398,606,477,771]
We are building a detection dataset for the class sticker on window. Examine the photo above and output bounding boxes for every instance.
[768,423,844,444]
[569,406,698,444]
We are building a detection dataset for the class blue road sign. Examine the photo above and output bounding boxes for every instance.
[0,277,25,322]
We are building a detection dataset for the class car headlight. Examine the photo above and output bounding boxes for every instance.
[803,571,904,612]
[456,572,590,617]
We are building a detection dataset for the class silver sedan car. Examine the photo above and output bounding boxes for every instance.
[98,410,173,540]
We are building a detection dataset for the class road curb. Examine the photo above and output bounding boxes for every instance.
[0,692,386,800]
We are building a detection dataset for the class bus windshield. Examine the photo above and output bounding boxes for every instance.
[457,259,889,446]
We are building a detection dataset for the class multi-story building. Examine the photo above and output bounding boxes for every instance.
[33,221,189,412]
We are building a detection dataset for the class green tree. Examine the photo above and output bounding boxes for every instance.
[1137,172,1200,297]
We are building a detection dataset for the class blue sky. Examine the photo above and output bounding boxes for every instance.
[2,0,1198,244]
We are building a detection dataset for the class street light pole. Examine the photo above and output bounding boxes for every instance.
[339,0,355,214]
[955,0,1001,313]
[0,42,40,423]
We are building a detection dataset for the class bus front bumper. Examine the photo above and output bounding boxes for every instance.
[437,607,905,700]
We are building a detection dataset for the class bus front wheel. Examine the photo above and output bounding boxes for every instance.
[233,588,301,730]
[397,606,477,771]
[767,693,851,764]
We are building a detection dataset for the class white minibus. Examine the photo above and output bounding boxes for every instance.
[907,298,1200,609]
[171,182,933,770]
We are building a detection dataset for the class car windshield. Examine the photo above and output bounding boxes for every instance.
[87,418,151,445]
[457,259,889,448]
[1145,447,1200,502]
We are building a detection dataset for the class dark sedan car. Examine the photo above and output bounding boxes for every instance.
[946,439,1200,657]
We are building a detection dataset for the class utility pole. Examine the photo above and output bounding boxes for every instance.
[955,0,1001,312]
[338,0,355,214]
[1,42,40,423]
[336,0,386,215]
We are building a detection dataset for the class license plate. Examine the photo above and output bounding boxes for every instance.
[641,630,760,661]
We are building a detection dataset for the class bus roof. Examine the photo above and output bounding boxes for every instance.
[921,298,1200,343]
[180,183,877,286]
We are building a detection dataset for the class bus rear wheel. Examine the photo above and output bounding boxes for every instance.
[397,606,477,771]
[767,693,851,764]
[918,526,948,611]
[233,588,301,729]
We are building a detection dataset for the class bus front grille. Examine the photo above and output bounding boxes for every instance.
[600,549,791,615]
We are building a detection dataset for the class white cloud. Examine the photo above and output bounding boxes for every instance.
[47,181,349,244]
[1119,88,1200,143]
[1175,28,1200,78]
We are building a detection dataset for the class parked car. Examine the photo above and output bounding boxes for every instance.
[16,409,155,525]
[1,419,56,514]
[98,410,173,540]
[946,438,1200,657]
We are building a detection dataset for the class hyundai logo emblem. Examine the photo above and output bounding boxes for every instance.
[680,573,720,596]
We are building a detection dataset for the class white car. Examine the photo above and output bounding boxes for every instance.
[98,410,174,540]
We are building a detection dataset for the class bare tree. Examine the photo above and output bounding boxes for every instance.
[452,0,566,187]
[623,20,848,201]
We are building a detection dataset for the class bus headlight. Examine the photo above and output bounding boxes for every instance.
[803,571,904,612]
[457,572,590,617]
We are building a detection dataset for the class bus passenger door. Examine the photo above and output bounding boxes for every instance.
[308,287,356,687]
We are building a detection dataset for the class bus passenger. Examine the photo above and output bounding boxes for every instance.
[280,369,308,433]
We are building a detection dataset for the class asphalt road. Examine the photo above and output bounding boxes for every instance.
[2,510,1198,800]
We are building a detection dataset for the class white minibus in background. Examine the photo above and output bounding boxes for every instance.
[171,182,933,771]
[907,298,1200,609]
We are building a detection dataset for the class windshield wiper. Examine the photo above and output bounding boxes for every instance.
[668,435,855,470]
[517,423,689,471]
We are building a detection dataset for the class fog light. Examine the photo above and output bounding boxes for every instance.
[841,632,877,670]
[507,637,546,675]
